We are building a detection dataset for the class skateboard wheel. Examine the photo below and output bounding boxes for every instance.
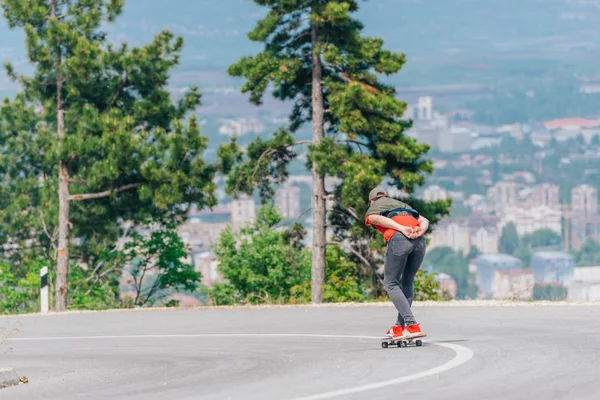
[382,342,389,349]
[416,340,423,347]
[397,342,403,348]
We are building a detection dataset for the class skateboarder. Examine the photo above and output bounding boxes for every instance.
[365,187,429,340]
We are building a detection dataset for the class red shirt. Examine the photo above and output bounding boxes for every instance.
[366,215,420,242]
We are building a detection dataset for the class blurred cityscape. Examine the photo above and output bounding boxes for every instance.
[175,95,600,304]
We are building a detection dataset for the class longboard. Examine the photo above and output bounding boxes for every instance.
[381,335,425,349]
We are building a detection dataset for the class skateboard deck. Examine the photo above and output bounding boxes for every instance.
[381,335,425,348]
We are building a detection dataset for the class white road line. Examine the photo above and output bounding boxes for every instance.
[288,341,474,400]
[9,333,474,399]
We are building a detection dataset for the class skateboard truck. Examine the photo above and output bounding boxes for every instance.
[381,337,423,348]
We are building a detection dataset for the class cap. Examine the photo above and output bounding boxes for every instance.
[368,187,388,201]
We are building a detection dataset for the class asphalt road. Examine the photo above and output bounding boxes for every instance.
[1,303,599,400]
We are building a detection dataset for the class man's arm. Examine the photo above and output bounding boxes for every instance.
[415,216,430,237]
[366,215,414,237]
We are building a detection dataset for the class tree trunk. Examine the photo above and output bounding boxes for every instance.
[52,1,70,312]
[310,24,326,304]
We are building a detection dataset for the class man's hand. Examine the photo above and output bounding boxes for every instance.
[410,226,425,238]
[412,216,430,238]
[399,226,418,239]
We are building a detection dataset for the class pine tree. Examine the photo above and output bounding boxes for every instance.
[499,222,520,255]
[226,1,449,302]
[1,0,217,310]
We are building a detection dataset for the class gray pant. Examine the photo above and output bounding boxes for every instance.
[383,232,426,327]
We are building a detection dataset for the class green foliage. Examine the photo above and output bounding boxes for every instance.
[522,229,562,249]
[207,282,240,306]
[209,205,311,305]
[121,228,200,307]
[513,246,533,267]
[0,0,217,305]
[533,284,568,301]
[322,246,364,302]
[0,259,46,314]
[290,245,365,303]
[219,129,296,200]
[68,264,120,310]
[422,247,474,299]
[413,270,442,301]
[499,223,520,255]
[574,239,600,267]
[467,246,480,261]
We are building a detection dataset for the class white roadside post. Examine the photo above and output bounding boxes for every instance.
[40,266,49,313]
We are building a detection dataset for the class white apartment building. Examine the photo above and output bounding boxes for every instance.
[231,196,256,227]
[422,185,449,202]
[276,186,301,219]
[531,183,560,209]
[494,269,535,300]
[571,184,598,216]
[428,217,499,254]
[417,96,433,120]
[471,227,499,254]
[487,181,518,209]
[499,205,562,236]
[218,118,265,137]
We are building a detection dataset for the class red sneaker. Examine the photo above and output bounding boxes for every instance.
[385,325,406,339]
[405,324,427,339]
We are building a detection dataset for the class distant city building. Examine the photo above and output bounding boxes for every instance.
[417,96,433,121]
[471,226,499,254]
[430,221,471,254]
[531,183,560,209]
[406,127,443,150]
[191,251,222,287]
[179,220,230,250]
[569,214,600,250]
[231,196,256,227]
[386,187,410,198]
[439,126,473,153]
[543,118,600,131]
[502,171,536,185]
[218,118,265,137]
[487,181,518,210]
[567,266,600,302]
[435,273,458,299]
[474,254,524,298]
[530,251,574,286]
[464,194,486,211]
[494,269,535,300]
[429,216,499,255]
[422,185,448,202]
[499,205,562,236]
[276,186,301,219]
[571,184,598,216]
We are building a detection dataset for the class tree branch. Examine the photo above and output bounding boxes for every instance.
[293,139,369,148]
[328,241,384,287]
[251,149,276,181]
[69,183,142,201]
[104,73,128,112]
[38,209,58,251]
[294,207,312,224]
[328,199,360,221]
[336,139,370,148]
